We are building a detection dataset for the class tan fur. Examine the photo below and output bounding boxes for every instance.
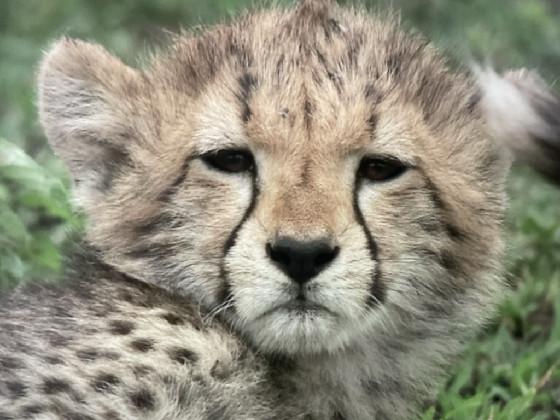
[1,1,556,419]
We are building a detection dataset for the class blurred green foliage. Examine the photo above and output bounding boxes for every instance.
[0,0,559,418]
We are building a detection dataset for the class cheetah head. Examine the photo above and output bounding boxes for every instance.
[39,1,510,356]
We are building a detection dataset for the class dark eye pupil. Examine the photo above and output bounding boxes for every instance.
[202,149,254,173]
[359,157,406,182]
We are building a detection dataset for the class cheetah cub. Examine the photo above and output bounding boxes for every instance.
[1,0,559,419]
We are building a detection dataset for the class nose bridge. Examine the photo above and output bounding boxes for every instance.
[259,157,350,240]
[277,187,333,238]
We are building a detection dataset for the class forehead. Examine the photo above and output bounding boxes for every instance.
[155,4,479,159]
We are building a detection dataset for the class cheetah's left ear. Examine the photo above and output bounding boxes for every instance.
[38,38,143,204]
[476,68,560,184]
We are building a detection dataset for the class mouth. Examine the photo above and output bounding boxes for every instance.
[256,294,335,320]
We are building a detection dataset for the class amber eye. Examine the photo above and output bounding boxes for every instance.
[201,149,255,173]
[358,156,407,182]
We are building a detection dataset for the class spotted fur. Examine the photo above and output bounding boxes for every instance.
[1,0,557,418]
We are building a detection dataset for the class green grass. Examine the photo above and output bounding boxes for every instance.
[1,0,559,418]
[422,169,560,419]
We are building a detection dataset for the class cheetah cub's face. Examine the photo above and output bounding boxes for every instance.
[39,2,508,355]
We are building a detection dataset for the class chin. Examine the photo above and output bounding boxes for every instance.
[242,306,367,356]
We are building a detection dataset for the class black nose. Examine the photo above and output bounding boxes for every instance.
[266,238,340,285]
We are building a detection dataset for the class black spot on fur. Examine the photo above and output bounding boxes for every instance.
[207,403,229,420]
[130,388,156,411]
[333,411,347,420]
[102,351,122,361]
[67,414,95,420]
[92,373,120,393]
[416,247,460,273]
[415,215,440,233]
[315,49,338,89]
[44,355,64,365]
[0,356,23,370]
[345,34,364,69]
[238,73,257,123]
[157,158,192,202]
[104,410,121,420]
[0,323,18,334]
[133,364,155,378]
[42,377,71,395]
[210,360,231,380]
[124,242,175,262]
[20,404,44,416]
[386,53,402,77]
[76,348,98,362]
[226,38,253,68]
[130,338,155,352]
[109,320,135,335]
[425,180,446,211]
[161,312,184,325]
[321,19,334,40]
[419,173,469,241]
[364,83,383,103]
[367,114,378,132]
[439,250,460,271]
[325,18,342,38]
[445,223,466,241]
[53,305,72,318]
[467,90,481,113]
[365,377,405,397]
[46,331,71,347]
[169,347,199,365]
[99,143,132,191]
[135,213,175,236]
[4,380,27,399]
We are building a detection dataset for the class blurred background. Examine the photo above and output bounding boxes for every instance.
[0,0,559,418]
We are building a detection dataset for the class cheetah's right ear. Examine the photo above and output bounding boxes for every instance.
[38,38,142,201]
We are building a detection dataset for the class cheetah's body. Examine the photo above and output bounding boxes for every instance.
[1,250,309,419]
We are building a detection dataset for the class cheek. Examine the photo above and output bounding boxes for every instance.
[177,170,253,256]
[358,182,443,258]
[167,170,253,302]
[357,184,460,311]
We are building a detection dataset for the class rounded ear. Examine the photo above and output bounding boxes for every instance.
[38,38,142,202]
[476,67,560,183]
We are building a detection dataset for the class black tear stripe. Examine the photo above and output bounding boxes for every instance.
[217,171,260,306]
[353,179,385,308]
